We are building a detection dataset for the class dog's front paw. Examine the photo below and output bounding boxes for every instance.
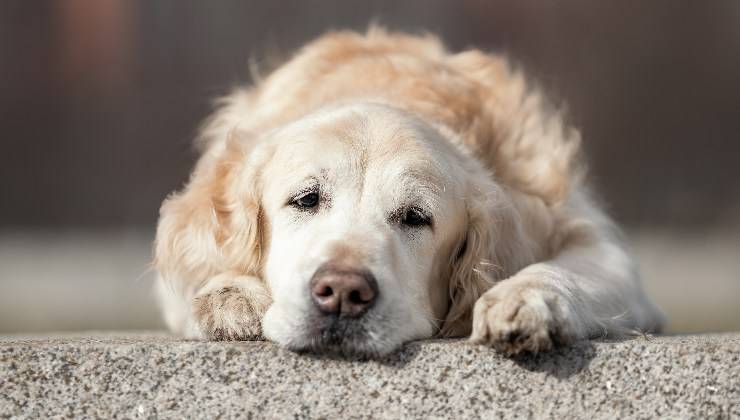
[193,283,271,341]
[470,279,573,355]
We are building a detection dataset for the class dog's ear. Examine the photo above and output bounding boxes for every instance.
[154,133,271,296]
[439,176,539,337]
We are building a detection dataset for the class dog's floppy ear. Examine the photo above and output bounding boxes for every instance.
[154,132,270,296]
[439,176,537,337]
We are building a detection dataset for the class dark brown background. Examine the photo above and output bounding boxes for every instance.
[2,0,739,229]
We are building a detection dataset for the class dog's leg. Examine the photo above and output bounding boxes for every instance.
[470,229,664,355]
[191,272,272,341]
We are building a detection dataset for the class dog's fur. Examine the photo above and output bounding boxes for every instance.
[154,28,664,357]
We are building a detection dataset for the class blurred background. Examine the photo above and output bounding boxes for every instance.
[1,0,738,334]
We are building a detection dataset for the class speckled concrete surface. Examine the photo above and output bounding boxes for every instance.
[1,333,738,419]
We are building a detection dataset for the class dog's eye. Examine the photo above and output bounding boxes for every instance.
[291,192,320,209]
[402,207,431,227]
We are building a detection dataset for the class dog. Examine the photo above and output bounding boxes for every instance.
[154,28,664,357]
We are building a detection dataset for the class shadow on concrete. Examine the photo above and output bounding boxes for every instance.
[511,339,597,379]
[296,342,422,368]
[240,336,601,374]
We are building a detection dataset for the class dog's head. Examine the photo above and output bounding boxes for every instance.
[157,102,539,356]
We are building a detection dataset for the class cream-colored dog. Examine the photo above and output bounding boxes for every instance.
[154,28,664,357]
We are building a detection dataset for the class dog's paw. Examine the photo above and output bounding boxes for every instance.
[193,283,271,341]
[470,279,573,355]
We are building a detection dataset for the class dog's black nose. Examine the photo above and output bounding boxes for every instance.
[310,264,378,318]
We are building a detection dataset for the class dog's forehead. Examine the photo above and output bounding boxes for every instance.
[267,103,455,181]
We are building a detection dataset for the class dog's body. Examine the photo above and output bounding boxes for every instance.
[155,29,664,356]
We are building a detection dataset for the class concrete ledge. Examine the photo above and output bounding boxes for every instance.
[1,333,738,418]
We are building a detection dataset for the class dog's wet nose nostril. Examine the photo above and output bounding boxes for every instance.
[315,285,333,298]
[310,265,378,318]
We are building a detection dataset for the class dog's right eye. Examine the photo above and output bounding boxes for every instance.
[291,192,320,209]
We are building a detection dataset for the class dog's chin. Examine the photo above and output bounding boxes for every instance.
[263,307,401,359]
[304,317,398,358]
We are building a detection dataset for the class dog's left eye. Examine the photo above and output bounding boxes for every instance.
[291,191,320,208]
[402,207,431,227]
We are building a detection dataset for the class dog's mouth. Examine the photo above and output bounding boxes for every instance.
[263,299,405,358]
[297,313,395,358]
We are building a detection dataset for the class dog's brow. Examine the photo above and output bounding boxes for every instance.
[287,179,320,199]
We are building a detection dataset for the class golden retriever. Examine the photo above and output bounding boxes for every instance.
[154,28,664,357]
